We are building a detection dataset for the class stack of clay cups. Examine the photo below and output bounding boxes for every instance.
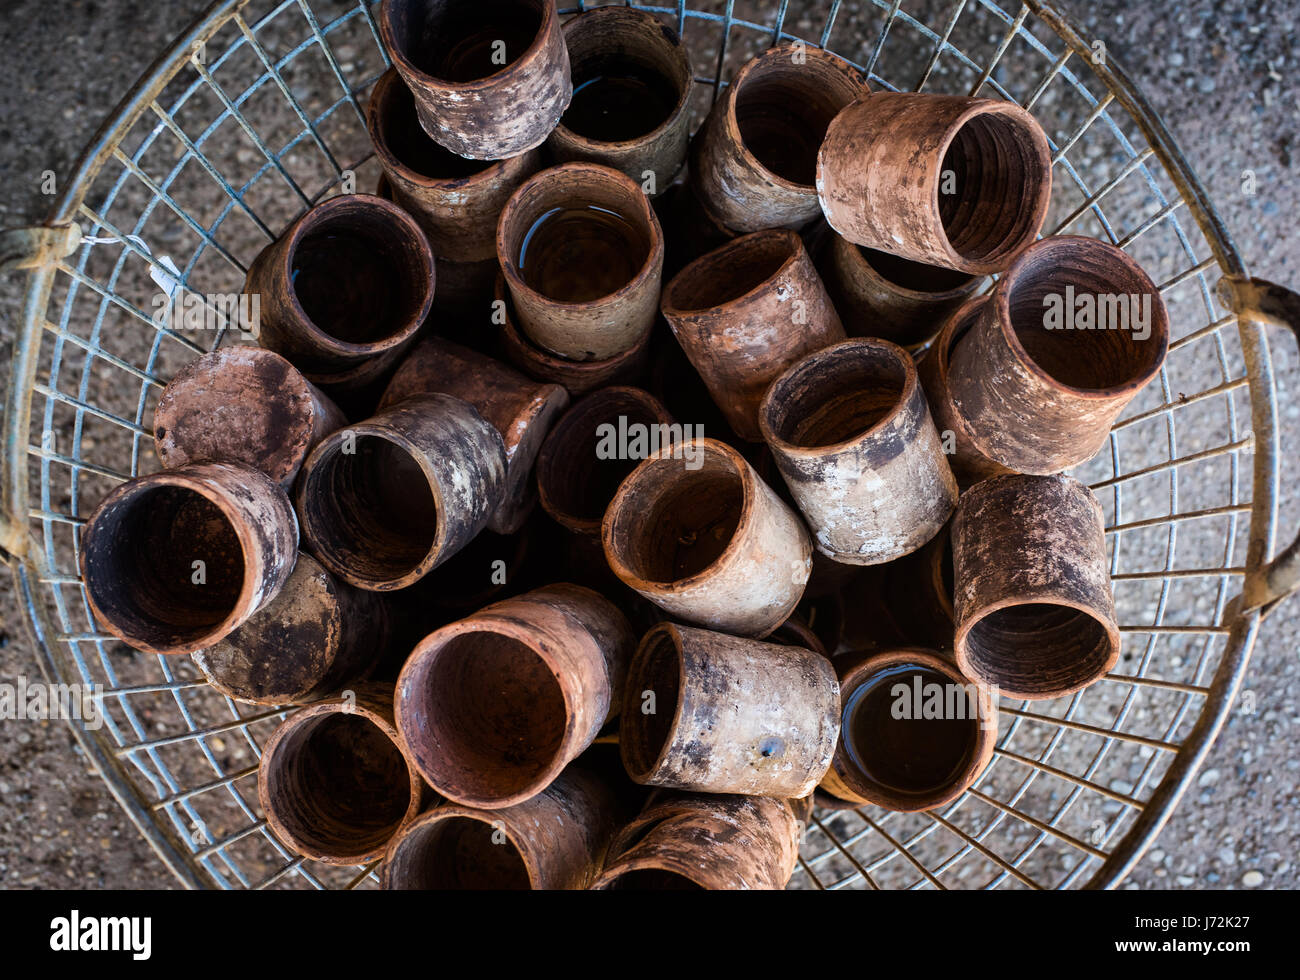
[70,5,1184,889]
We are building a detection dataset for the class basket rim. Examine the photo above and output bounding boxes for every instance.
[0,0,1281,891]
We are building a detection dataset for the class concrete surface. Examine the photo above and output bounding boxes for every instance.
[0,0,1295,889]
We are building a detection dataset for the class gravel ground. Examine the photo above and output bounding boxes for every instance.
[0,0,1295,889]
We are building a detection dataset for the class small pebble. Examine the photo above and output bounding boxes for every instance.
[1241,870,1264,887]
[1198,768,1220,787]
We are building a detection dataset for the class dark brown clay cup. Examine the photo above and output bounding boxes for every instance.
[79,461,298,656]
[366,66,542,264]
[759,339,958,566]
[661,229,845,442]
[952,473,1121,700]
[817,233,984,350]
[381,765,619,889]
[193,553,389,706]
[593,792,803,890]
[154,346,345,490]
[380,337,569,534]
[258,685,425,865]
[692,44,869,234]
[494,274,653,396]
[243,194,434,384]
[378,0,571,160]
[295,393,507,591]
[535,385,674,536]
[547,7,692,195]
[820,648,998,812]
[497,162,665,361]
[817,94,1051,275]
[602,438,812,638]
[946,235,1171,475]
[915,296,1013,487]
[394,584,635,808]
[619,622,840,798]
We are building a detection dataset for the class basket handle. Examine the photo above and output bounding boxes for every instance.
[1217,274,1300,614]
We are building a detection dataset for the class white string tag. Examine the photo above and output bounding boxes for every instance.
[81,233,183,300]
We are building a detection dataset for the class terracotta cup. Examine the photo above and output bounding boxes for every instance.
[946,235,1171,474]
[817,94,1051,274]
[79,461,298,656]
[547,7,693,195]
[692,44,869,234]
[915,296,1012,487]
[820,648,997,811]
[535,385,674,536]
[193,553,389,706]
[295,393,507,591]
[952,473,1120,700]
[603,438,812,638]
[382,765,619,889]
[394,584,635,808]
[620,622,840,798]
[258,685,425,865]
[366,67,541,263]
[242,194,434,390]
[497,162,664,361]
[493,275,653,396]
[378,0,571,159]
[661,228,845,441]
[154,346,344,491]
[759,339,958,565]
[380,337,569,534]
[593,792,803,890]
[817,233,984,350]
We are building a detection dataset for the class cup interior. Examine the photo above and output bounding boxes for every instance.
[937,108,1048,268]
[735,51,866,186]
[290,201,431,346]
[620,628,683,777]
[1002,238,1169,391]
[83,483,246,649]
[605,446,746,586]
[266,711,413,859]
[962,601,1115,697]
[664,231,795,312]
[386,0,546,83]
[764,342,910,449]
[840,659,983,805]
[302,434,439,583]
[387,815,533,889]
[400,629,568,801]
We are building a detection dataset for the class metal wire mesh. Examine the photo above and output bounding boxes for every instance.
[2,0,1278,889]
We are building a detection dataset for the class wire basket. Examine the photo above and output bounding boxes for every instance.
[2,0,1297,890]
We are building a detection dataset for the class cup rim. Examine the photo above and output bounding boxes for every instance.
[378,0,559,93]
[600,437,759,593]
[272,193,434,358]
[926,97,1053,274]
[832,646,998,811]
[496,161,665,311]
[259,689,422,865]
[724,43,870,194]
[78,463,279,656]
[394,613,582,808]
[661,228,802,317]
[991,234,1171,399]
[549,6,694,152]
[758,337,918,457]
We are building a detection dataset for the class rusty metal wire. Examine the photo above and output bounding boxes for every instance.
[0,0,1281,889]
